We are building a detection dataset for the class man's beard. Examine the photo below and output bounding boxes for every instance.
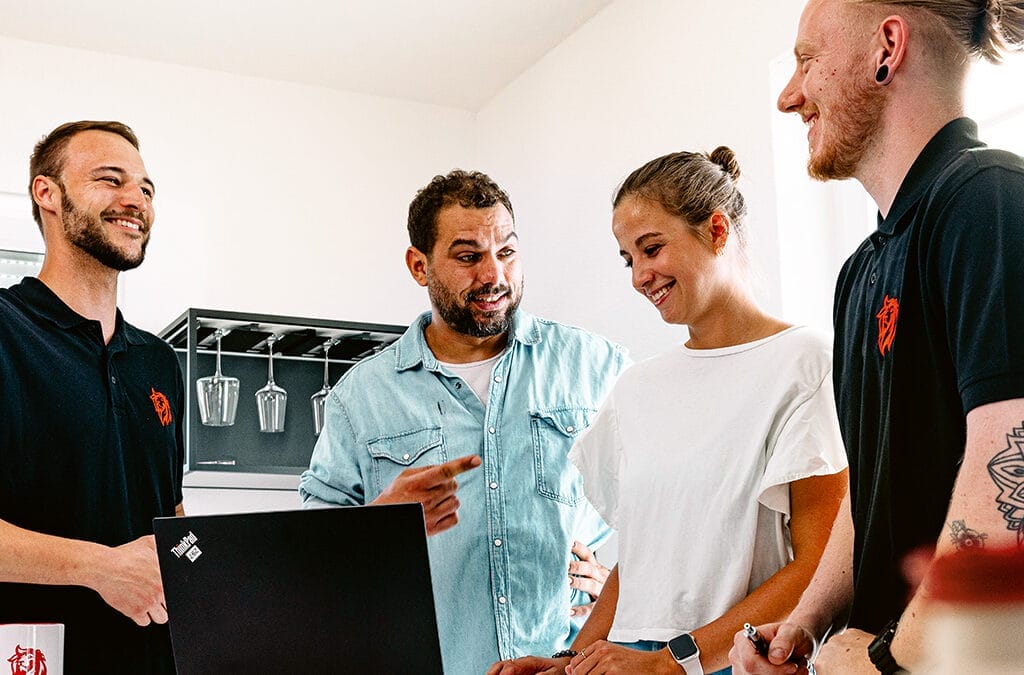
[808,72,885,182]
[61,192,149,271]
[427,275,522,338]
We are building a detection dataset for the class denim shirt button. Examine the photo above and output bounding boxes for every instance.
[494,375,502,383]
[403,453,410,460]
[488,426,496,434]
[494,538,502,547]
[566,425,574,432]
[498,596,507,604]
[489,481,498,489]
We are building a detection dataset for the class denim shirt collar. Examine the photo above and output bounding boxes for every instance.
[393,308,541,372]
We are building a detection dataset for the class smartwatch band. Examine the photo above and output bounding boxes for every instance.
[867,619,907,674]
[667,632,704,675]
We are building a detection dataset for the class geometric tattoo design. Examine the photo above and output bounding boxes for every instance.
[948,519,988,551]
[986,422,1024,546]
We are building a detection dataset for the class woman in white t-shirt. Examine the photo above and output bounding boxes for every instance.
[488,147,849,675]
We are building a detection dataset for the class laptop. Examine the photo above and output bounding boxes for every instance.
[153,503,444,674]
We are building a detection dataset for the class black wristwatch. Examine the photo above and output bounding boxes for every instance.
[867,619,907,674]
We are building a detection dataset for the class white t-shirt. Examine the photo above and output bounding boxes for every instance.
[569,326,847,643]
[438,350,505,404]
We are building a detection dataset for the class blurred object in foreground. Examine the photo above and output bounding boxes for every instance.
[926,546,1024,674]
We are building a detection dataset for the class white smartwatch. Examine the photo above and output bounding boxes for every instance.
[667,632,704,675]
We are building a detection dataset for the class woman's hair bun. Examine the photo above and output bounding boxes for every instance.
[708,146,741,182]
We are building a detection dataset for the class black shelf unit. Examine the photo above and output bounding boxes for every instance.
[159,308,406,476]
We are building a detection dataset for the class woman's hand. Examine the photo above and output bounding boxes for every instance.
[566,641,678,675]
[486,655,571,675]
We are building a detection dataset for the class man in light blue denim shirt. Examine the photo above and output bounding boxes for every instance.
[299,170,629,674]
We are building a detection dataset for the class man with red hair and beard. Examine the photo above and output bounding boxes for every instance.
[0,121,183,673]
[300,170,628,674]
[732,1,1024,674]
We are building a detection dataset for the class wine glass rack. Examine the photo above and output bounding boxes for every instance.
[159,308,406,478]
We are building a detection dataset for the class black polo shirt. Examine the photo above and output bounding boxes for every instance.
[833,118,1024,633]
[0,277,183,673]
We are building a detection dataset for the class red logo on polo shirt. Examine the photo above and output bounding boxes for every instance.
[7,644,47,675]
[876,294,900,356]
[150,388,173,427]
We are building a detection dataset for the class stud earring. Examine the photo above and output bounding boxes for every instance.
[875,64,890,84]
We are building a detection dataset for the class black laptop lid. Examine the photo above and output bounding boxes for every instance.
[153,504,443,674]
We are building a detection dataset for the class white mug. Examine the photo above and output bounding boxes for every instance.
[0,624,63,675]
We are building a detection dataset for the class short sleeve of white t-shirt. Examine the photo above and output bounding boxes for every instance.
[568,397,624,527]
[758,366,845,516]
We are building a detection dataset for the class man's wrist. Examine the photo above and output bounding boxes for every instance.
[76,539,112,591]
[786,607,832,644]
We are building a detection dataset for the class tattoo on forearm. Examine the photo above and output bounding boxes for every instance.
[986,422,1024,545]
[949,520,987,550]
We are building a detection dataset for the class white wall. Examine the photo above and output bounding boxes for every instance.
[477,0,808,360]
[0,36,476,333]
[2,2,814,361]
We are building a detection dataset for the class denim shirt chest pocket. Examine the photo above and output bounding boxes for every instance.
[367,427,448,496]
[531,407,593,506]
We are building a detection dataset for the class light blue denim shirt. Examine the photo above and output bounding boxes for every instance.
[300,309,629,675]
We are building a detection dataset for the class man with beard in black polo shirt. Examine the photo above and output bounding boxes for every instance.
[732,1,1024,674]
[0,121,183,673]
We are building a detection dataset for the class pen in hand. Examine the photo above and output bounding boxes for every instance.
[744,622,770,656]
[743,623,816,674]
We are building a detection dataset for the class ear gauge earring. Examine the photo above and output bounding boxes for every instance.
[875,64,890,84]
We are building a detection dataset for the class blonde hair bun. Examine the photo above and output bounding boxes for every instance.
[709,146,741,182]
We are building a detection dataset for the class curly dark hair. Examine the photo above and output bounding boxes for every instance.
[407,170,514,255]
[28,120,140,229]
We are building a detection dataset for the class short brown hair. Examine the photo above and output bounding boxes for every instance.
[407,170,514,255]
[28,120,140,228]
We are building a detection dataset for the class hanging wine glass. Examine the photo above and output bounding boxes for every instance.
[196,328,239,426]
[310,337,338,436]
[255,335,287,433]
